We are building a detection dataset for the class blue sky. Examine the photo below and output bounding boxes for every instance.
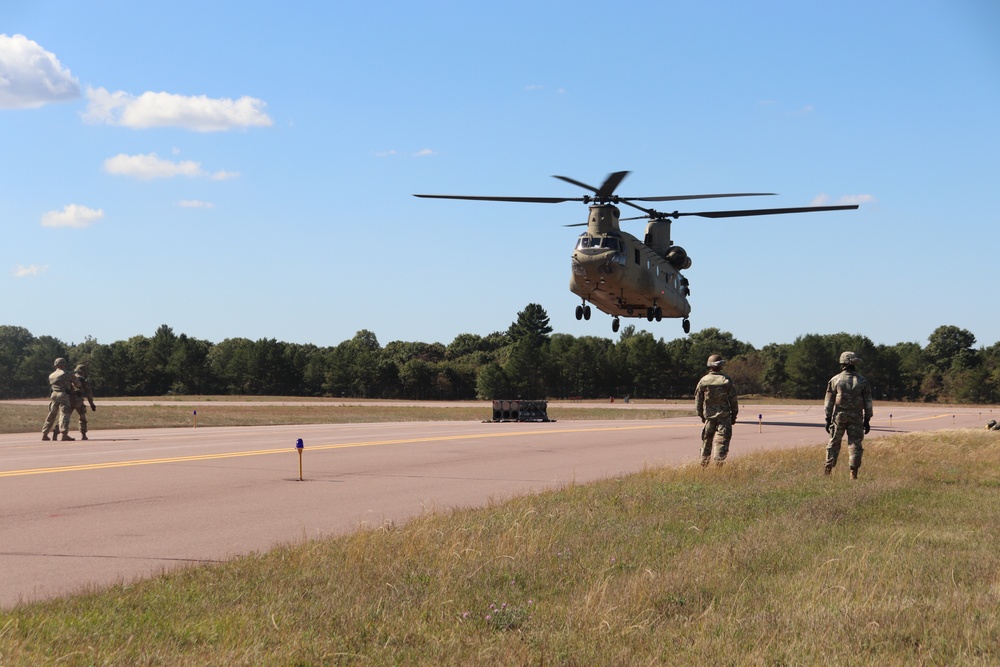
[3,1,998,352]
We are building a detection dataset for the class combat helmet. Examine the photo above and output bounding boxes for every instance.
[75,364,87,373]
[989,420,997,429]
[839,351,861,366]
[707,354,725,368]
[53,357,67,368]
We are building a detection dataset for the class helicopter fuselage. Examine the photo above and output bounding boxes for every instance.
[569,204,691,322]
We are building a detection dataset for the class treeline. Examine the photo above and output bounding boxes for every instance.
[2,304,999,403]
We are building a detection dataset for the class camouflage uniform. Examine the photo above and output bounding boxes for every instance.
[70,364,97,440]
[42,358,77,441]
[987,420,1000,431]
[824,351,873,479]
[695,355,739,466]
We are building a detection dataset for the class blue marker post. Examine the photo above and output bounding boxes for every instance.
[296,438,304,481]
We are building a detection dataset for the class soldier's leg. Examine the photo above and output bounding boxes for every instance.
[825,422,845,473]
[58,397,74,441]
[700,419,715,466]
[77,403,88,439]
[847,424,865,479]
[714,415,733,464]
[42,399,59,440]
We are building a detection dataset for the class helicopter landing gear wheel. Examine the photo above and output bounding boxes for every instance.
[682,318,691,334]
[584,305,591,320]
[612,317,620,333]
[654,306,662,322]
[575,305,583,320]
[646,307,654,322]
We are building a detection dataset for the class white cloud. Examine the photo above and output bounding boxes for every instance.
[0,34,80,109]
[40,204,103,228]
[836,194,876,206]
[811,193,876,206]
[178,200,215,208]
[83,86,272,131]
[13,264,48,277]
[103,152,239,180]
[374,148,436,158]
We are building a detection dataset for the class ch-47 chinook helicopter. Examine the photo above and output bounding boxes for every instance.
[415,171,859,334]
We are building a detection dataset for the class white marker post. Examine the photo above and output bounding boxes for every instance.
[296,438,304,481]
[193,410,197,428]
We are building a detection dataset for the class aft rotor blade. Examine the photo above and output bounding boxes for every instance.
[678,204,860,219]
[413,194,581,203]
[628,192,775,202]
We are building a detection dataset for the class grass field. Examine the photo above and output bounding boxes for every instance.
[0,401,691,434]
[1,425,998,665]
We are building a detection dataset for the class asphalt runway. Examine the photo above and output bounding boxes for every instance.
[1,403,995,608]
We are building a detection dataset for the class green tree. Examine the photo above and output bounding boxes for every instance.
[0,325,36,398]
[476,362,510,400]
[925,325,978,373]
[506,303,553,347]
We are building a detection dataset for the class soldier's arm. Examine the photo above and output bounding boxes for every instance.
[823,381,835,419]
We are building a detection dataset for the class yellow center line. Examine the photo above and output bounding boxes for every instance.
[0,423,679,478]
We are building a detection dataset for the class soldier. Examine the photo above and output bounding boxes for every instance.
[694,354,739,467]
[824,351,873,479]
[42,358,77,441]
[69,364,97,440]
[987,420,1000,431]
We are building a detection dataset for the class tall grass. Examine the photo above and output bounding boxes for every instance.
[2,430,998,665]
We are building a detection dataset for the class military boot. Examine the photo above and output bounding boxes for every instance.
[701,457,710,468]
[850,467,858,480]
[41,433,51,441]
[60,434,75,441]
[81,433,88,441]
[824,465,832,476]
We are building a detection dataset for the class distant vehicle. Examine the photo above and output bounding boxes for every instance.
[416,171,858,333]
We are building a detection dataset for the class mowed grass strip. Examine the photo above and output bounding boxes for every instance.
[2,430,998,665]
[0,403,691,434]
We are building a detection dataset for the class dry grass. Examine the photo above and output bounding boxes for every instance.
[0,402,691,434]
[1,430,998,665]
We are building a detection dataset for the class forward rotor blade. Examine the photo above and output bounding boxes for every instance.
[628,192,775,202]
[552,171,630,198]
[596,171,630,198]
[679,204,860,219]
[413,194,580,203]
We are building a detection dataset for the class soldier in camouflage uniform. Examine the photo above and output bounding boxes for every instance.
[824,351,873,479]
[695,354,739,467]
[42,358,77,441]
[69,364,97,440]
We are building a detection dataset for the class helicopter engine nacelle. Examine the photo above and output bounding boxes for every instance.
[666,246,692,271]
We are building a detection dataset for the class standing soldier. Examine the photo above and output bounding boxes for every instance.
[69,364,97,440]
[824,351,873,479]
[42,358,77,441]
[695,354,739,467]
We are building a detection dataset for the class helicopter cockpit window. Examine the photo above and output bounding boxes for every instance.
[576,235,623,251]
